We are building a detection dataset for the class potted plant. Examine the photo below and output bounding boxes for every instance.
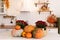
[35,21,47,36]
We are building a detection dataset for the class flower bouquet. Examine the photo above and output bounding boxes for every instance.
[16,20,28,29]
[11,20,47,38]
[11,20,28,37]
[35,21,47,30]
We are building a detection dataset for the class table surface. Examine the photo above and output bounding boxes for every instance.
[0,28,60,40]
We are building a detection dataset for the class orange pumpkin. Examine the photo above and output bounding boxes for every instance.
[24,25,35,32]
[35,32,44,38]
[25,32,32,38]
[47,17,55,23]
[47,14,57,24]
[33,28,44,38]
[15,25,21,30]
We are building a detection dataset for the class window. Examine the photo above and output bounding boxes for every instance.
[0,0,4,13]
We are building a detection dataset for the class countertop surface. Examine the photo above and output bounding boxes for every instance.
[0,28,60,40]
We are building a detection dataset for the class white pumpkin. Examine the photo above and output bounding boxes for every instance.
[11,29,23,37]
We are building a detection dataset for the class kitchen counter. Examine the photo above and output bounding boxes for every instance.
[0,28,60,40]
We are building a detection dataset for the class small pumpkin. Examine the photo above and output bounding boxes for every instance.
[11,29,23,37]
[15,25,21,30]
[25,32,32,38]
[47,14,57,24]
[24,25,35,33]
[21,31,26,37]
[33,28,44,38]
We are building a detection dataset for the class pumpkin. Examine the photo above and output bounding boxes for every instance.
[41,5,47,11]
[25,32,32,38]
[15,25,21,30]
[47,14,57,24]
[24,25,35,33]
[11,29,23,37]
[21,31,26,37]
[39,5,49,12]
[33,28,44,38]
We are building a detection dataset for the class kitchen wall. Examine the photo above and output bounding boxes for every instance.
[0,0,60,25]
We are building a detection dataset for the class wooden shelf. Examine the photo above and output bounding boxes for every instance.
[3,15,15,19]
[35,2,49,7]
[39,10,52,12]
[35,2,49,5]
[0,25,15,29]
[38,10,52,14]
